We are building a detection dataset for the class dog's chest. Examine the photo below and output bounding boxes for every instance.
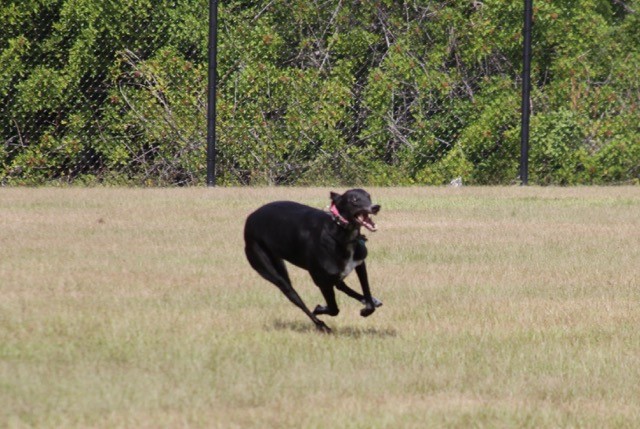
[339,244,364,280]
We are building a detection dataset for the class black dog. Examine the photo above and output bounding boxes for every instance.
[244,189,382,333]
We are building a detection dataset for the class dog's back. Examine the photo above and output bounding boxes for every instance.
[244,201,328,270]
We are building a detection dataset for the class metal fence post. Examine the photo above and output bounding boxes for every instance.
[520,0,533,185]
[207,0,218,187]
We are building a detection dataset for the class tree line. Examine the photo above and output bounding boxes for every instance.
[1,0,638,185]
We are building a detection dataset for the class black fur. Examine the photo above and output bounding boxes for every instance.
[244,189,382,333]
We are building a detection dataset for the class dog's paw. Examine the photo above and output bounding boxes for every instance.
[360,306,375,317]
[360,297,383,308]
[315,321,332,334]
[314,305,339,316]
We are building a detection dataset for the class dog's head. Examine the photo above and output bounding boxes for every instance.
[330,189,380,232]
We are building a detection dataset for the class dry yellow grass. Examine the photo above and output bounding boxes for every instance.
[1,186,639,428]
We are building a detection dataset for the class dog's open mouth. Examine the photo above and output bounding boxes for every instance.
[356,212,377,232]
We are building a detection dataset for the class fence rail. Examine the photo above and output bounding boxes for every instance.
[1,1,638,186]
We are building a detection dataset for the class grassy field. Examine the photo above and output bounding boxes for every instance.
[1,186,639,428]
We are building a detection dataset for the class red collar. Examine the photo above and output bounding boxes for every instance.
[329,203,350,227]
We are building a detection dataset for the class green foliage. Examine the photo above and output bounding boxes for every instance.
[415,145,474,186]
[1,0,638,185]
[529,109,589,185]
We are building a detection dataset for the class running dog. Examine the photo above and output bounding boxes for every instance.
[244,189,382,333]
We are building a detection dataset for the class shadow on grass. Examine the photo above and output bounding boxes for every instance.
[270,319,398,338]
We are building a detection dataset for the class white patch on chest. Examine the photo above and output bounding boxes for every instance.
[340,250,364,280]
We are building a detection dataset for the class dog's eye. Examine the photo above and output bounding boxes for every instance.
[351,197,359,203]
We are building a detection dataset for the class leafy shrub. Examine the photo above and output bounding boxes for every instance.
[1,0,638,185]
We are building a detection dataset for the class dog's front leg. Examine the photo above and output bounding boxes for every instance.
[355,262,376,317]
[336,282,383,308]
[313,284,340,317]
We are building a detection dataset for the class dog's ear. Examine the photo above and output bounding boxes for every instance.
[330,191,341,204]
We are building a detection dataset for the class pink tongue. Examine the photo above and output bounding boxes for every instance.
[361,215,377,231]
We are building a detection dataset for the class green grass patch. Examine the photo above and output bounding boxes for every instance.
[1,187,639,428]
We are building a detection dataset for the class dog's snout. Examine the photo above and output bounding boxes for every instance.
[371,205,381,214]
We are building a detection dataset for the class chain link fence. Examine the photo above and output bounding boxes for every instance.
[2,1,639,186]
[1,1,208,186]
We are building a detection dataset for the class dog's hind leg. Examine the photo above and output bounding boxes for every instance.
[245,242,332,333]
